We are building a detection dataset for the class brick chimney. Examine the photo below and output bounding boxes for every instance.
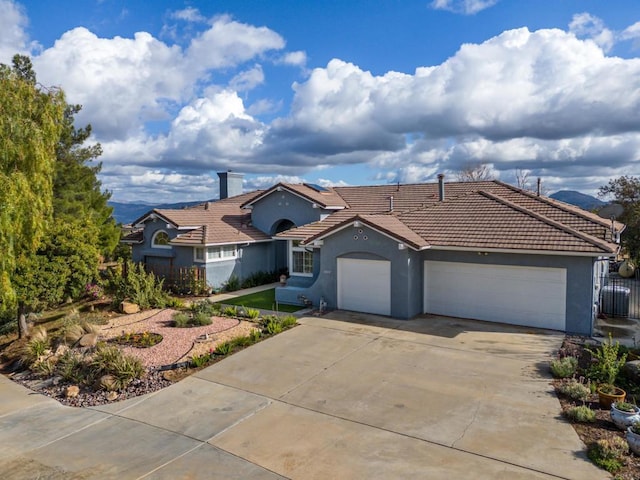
[217,171,244,199]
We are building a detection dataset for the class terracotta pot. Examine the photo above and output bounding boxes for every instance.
[598,386,626,409]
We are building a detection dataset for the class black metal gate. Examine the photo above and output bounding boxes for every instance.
[599,272,640,320]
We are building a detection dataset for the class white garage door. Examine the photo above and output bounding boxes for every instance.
[338,258,391,316]
[424,261,566,330]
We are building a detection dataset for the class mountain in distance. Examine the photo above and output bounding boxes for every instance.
[550,190,606,211]
[109,199,211,224]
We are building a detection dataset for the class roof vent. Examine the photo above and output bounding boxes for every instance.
[389,195,394,212]
[437,174,445,201]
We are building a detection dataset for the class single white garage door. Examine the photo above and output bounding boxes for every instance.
[338,258,391,316]
[424,261,566,330]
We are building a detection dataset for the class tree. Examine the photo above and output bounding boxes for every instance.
[54,103,120,257]
[456,163,494,182]
[0,55,66,337]
[599,176,640,262]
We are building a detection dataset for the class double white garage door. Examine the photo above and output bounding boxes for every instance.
[337,258,567,330]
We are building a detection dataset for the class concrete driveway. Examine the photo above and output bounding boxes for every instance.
[0,312,607,479]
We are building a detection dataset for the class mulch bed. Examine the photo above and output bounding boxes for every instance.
[555,336,640,479]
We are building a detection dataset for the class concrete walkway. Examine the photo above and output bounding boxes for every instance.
[0,312,607,479]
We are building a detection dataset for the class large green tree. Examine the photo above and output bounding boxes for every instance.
[599,175,640,262]
[54,103,120,257]
[0,55,66,336]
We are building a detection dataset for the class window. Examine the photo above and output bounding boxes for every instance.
[194,247,205,262]
[206,245,238,262]
[291,240,313,276]
[152,230,171,249]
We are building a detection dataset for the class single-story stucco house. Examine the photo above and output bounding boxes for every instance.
[122,172,624,336]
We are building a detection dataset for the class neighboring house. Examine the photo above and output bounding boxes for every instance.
[123,172,624,336]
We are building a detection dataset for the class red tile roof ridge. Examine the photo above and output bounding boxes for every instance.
[479,190,619,254]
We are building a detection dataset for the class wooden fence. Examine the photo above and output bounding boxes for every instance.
[145,265,208,294]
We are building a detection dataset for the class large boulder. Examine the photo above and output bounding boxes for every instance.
[622,360,640,384]
[120,301,140,314]
[65,385,80,398]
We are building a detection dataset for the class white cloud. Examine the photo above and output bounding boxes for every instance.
[229,64,264,92]
[430,0,499,15]
[278,50,307,66]
[569,13,614,52]
[0,0,37,63]
[170,7,207,23]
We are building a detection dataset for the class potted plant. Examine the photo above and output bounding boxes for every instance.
[627,421,640,455]
[611,401,640,430]
[588,334,628,408]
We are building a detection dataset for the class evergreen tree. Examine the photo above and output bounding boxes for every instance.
[0,55,66,337]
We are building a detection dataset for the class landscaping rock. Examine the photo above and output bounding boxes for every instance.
[65,385,80,398]
[622,360,640,384]
[120,301,140,314]
[100,374,118,391]
[106,391,118,402]
[79,333,98,347]
[54,344,69,357]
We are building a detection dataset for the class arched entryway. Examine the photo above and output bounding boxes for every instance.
[272,219,296,272]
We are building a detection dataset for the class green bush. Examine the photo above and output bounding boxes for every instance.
[550,356,578,378]
[250,329,262,343]
[566,405,596,423]
[56,350,88,384]
[215,341,232,355]
[90,344,144,390]
[172,312,191,328]
[587,334,627,385]
[110,260,169,310]
[264,318,283,335]
[280,315,297,328]
[222,305,238,317]
[192,312,213,326]
[190,300,220,316]
[190,353,212,368]
[557,379,590,402]
[587,437,628,473]
[225,275,240,292]
[245,308,260,320]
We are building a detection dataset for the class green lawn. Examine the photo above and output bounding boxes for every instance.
[216,288,303,313]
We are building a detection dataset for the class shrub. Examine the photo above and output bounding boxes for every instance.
[110,260,169,310]
[231,335,252,348]
[190,353,212,368]
[587,437,628,473]
[280,315,297,329]
[90,344,144,390]
[566,405,596,423]
[32,358,56,377]
[245,308,260,320]
[21,326,50,366]
[263,318,283,335]
[192,312,212,326]
[190,300,220,316]
[557,379,590,402]
[56,350,88,384]
[224,275,240,292]
[215,342,232,355]
[172,312,191,328]
[587,333,627,385]
[222,305,238,317]
[550,356,578,379]
[249,329,262,343]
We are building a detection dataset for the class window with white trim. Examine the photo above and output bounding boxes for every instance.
[194,247,205,262]
[207,245,238,261]
[290,240,313,276]
[151,230,171,249]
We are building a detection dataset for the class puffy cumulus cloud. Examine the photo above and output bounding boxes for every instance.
[35,28,186,140]
[185,15,284,72]
[245,175,306,190]
[160,89,266,169]
[265,26,640,178]
[31,15,285,141]
[170,7,207,23]
[569,13,615,52]
[0,0,36,63]
[430,0,499,15]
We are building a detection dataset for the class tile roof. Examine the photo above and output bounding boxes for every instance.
[130,178,622,256]
[134,191,271,246]
[241,183,348,209]
[277,180,621,255]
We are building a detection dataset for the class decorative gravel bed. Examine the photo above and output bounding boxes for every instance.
[99,309,251,368]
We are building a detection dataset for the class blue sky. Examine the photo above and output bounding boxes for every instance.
[2,0,640,202]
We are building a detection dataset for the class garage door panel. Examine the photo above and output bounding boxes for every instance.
[424,261,566,330]
[338,258,390,316]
